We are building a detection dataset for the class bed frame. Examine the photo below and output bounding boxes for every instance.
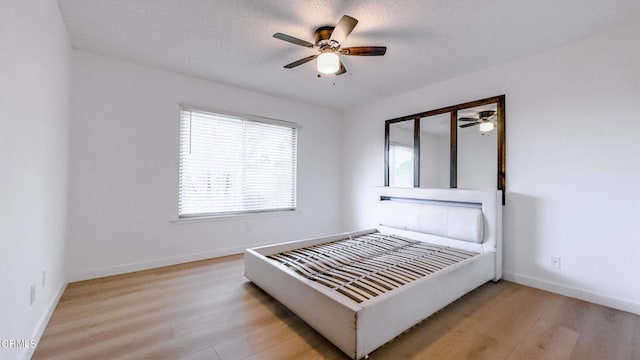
[244,188,502,359]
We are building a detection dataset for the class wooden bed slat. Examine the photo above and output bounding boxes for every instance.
[267,231,479,303]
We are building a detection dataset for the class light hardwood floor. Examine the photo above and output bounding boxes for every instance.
[34,255,640,360]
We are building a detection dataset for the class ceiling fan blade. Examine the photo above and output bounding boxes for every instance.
[340,46,387,56]
[336,61,347,75]
[458,117,478,122]
[459,122,480,128]
[273,33,314,48]
[330,15,358,44]
[283,54,318,69]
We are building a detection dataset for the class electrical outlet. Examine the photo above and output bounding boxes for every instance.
[551,256,561,269]
[30,284,36,305]
[42,270,46,288]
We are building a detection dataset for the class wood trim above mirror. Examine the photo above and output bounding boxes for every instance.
[384,95,506,204]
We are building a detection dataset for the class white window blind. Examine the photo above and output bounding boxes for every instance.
[388,143,414,188]
[179,109,297,217]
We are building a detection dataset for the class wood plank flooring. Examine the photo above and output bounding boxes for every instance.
[33,255,640,360]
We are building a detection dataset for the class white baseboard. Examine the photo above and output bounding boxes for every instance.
[24,281,67,360]
[68,245,250,282]
[503,271,640,315]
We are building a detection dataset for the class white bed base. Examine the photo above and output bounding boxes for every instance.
[244,188,502,359]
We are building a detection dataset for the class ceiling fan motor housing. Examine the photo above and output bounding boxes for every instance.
[479,110,496,120]
[315,26,337,48]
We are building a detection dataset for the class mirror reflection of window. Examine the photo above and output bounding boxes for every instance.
[389,143,414,187]
[388,120,415,187]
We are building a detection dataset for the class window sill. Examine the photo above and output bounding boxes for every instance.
[171,209,301,224]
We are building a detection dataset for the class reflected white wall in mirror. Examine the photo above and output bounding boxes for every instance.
[388,121,414,187]
[419,113,449,188]
[457,104,498,189]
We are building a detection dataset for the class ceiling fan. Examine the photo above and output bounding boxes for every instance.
[273,15,387,76]
[459,110,497,132]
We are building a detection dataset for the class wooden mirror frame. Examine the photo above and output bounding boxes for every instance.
[384,95,506,204]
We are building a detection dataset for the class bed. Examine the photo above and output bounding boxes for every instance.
[244,187,502,359]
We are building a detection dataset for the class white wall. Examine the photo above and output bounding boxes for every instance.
[341,24,640,314]
[0,1,71,358]
[67,50,343,280]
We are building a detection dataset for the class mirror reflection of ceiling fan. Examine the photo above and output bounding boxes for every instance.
[273,15,387,76]
[459,110,497,133]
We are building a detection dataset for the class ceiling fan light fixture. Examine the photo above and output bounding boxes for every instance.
[479,122,495,132]
[317,51,340,74]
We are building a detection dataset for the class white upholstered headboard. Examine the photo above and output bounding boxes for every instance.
[376,187,502,280]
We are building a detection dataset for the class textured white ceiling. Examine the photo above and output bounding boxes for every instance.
[57,0,640,110]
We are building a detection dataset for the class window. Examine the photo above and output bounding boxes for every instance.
[388,143,414,187]
[179,108,297,217]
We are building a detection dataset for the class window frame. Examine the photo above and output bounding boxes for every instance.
[178,104,300,219]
